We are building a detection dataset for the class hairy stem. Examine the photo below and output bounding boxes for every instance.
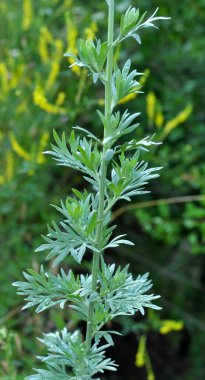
[85,0,115,350]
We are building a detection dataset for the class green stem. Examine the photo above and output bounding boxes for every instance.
[85,0,115,351]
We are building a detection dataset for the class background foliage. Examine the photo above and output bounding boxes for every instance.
[0,0,205,379]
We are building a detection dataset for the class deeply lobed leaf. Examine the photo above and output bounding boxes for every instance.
[13,266,87,316]
[98,260,161,318]
[45,130,101,184]
[27,328,117,380]
[34,191,103,265]
[108,151,162,203]
[111,60,142,108]
[65,38,107,83]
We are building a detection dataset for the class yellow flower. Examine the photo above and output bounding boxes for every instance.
[37,132,50,164]
[10,64,25,89]
[155,109,164,128]
[66,15,81,75]
[38,27,53,63]
[56,92,66,106]
[85,22,98,40]
[66,23,78,55]
[0,176,5,185]
[45,37,63,89]
[43,36,63,89]
[10,133,31,161]
[119,92,138,104]
[148,373,155,380]
[54,39,63,59]
[22,0,32,31]
[66,18,98,77]
[28,170,34,176]
[0,62,9,94]
[33,85,65,114]
[135,336,146,368]
[146,91,157,126]
[69,59,81,75]
[98,98,105,106]
[159,319,184,334]
[140,69,150,86]
[46,62,60,89]
[64,0,73,7]
[163,104,193,137]
[0,2,7,12]
[6,151,14,181]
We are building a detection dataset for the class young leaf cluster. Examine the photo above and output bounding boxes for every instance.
[111,59,142,107]
[65,39,107,83]
[118,7,169,45]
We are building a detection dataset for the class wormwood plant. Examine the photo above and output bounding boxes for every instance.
[14,2,169,379]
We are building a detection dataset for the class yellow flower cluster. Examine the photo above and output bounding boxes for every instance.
[66,17,98,76]
[146,91,157,126]
[147,373,155,380]
[135,335,155,380]
[36,28,66,108]
[38,27,53,63]
[0,2,6,12]
[56,92,66,106]
[118,92,136,105]
[45,39,63,89]
[135,335,146,367]
[159,319,184,334]
[0,62,9,95]
[10,132,31,161]
[64,0,73,8]
[53,39,64,59]
[22,0,33,31]
[0,150,13,184]
[0,131,51,182]
[85,22,98,40]
[46,62,60,90]
[6,151,14,181]
[66,20,77,55]
[66,15,80,75]
[5,131,50,176]
[146,89,192,136]
[37,132,50,164]
[163,104,193,137]
[33,85,65,114]
[0,60,25,100]
[155,108,164,128]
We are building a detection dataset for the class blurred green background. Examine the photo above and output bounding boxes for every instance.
[0,0,205,379]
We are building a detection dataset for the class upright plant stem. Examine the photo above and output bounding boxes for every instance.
[85,0,115,350]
